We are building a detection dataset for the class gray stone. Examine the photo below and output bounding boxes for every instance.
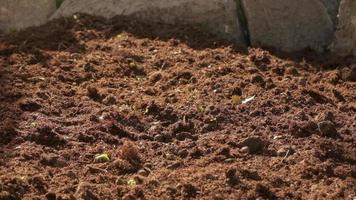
[0,0,56,32]
[331,0,356,57]
[320,0,341,26]
[242,0,334,52]
[238,137,264,153]
[51,0,246,47]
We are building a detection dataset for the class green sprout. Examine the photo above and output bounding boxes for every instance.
[94,153,110,163]
[127,179,136,187]
[231,95,242,105]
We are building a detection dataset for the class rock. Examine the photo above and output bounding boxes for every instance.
[276,147,295,157]
[318,121,339,138]
[238,137,264,154]
[138,168,150,176]
[225,168,239,186]
[242,0,334,52]
[51,0,246,47]
[321,0,341,26]
[87,86,102,101]
[45,192,56,200]
[153,134,165,142]
[0,0,56,32]
[240,146,250,154]
[102,94,117,105]
[166,186,178,195]
[331,0,356,57]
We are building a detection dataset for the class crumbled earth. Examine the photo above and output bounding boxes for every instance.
[0,14,355,200]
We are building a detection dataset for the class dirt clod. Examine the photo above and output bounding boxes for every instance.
[317,121,339,138]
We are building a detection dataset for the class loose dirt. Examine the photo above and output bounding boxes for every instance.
[0,14,355,200]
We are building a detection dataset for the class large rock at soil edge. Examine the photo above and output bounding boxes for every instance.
[51,0,247,47]
[242,0,334,52]
[0,0,56,32]
[331,0,356,57]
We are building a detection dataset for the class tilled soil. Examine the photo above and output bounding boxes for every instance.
[0,14,355,200]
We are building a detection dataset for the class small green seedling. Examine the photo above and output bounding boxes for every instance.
[30,122,38,128]
[232,95,242,105]
[129,61,137,69]
[127,179,136,187]
[94,153,110,163]
[196,104,204,113]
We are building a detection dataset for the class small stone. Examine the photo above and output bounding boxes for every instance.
[277,147,295,157]
[166,186,178,195]
[238,137,264,153]
[240,146,250,154]
[153,134,164,142]
[318,121,339,138]
[87,86,101,100]
[45,192,56,200]
[102,94,117,105]
[138,169,149,177]
[226,168,239,186]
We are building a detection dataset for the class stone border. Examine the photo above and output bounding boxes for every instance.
[0,0,354,57]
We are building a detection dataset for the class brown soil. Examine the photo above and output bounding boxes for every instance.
[0,14,355,200]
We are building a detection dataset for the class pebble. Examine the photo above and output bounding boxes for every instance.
[45,192,56,200]
[102,94,117,105]
[277,147,295,157]
[153,134,165,142]
[225,168,239,186]
[240,146,250,154]
[238,137,264,153]
[318,121,339,138]
[138,168,150,177]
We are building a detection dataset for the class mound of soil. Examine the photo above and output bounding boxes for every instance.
[0,14,355,199]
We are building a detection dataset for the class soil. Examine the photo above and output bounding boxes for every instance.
[0,14,355,200]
